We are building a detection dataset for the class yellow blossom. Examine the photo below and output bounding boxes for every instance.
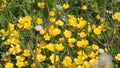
[9,45,21,55]
[82,5,87,10]
[63,4,70,9]
[79,31,87,38]
[56,20,64,26]
[77,19,87,28]
[49,25,55,36]
[53,28,61,36]
[38,2,45,8]
[36,18,43,24]
[74,56,83,65]
[112,12,120,22]
[23,49,30,57]
[0,29,8,40]
[16,55,25,61]
[37,54,46,62]
[59,37,65,43]
[46,43,55,51]
[94,27,102,35]
[64,30,72,38]
[44,33,51,40]
[49,11,56,17]
[40,29,46,35]
[68,38,76,43]
[9,23,14,31]
[115,53,120,61]
[56,43,64,51]
[16,61,25,68]
[77,39,89,48]
[91,44,99,50]
[50,17,56,23]
[63,56,72,67]
[50,54,59,64]
[68,15,77,27]
[5,62,14,68]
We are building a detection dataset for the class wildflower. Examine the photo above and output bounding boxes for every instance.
[94,27,102,35]
[44,33,51,40]
[0,29,8,40]
[79,31,87,38]
[49,11,56,17]
[36,18,43,24]
[5,62,14,68]
[9,45,21,55]
[64,30,72,38]
[49,25,55,36]
[50,17,56,23]
[68,15,77,27]
[77,39,89,48]
[98,48,104,53]
[112,12,120,22]
[63,56,72,67]
[16,55,25,61]
[9,23,14,31]
[59,37,65,43]
[34,25,43,31]
[23,49,30,57]
[40,29,46,35]
[63,4,70,9]
[46,43,54,51]
[68,38,76,43]
[56,20,64,26]
[77,19,87,28]
[96,15,101,20]
[82,5,87,10]
[53,28,61,36]
[50,54,59,64]
[56,43,64,51]
[74,56,84,65]
[16,61,25,68]
[38,2,45,8]
[91,44,99,50]
[115,53,120,61]
[37,54,46,62]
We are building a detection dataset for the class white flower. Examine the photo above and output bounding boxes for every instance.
[34,25,43,31]
[98,48,104,53]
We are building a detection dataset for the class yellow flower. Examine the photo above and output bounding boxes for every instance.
[94,27,102,35]
[56,43,64,51]
[49,25,55,36]
[112,12,120,22]
[59,37,65,43]
[68,38,76,43]
[0,29,8,40]
[9,45,21,55]
[40,29,46,35]
[56,20,64,26]
[23,49,30,57]
[36,18,43,24]
[37,54,46,62]
[49,11,56,17]
[63,4,70,9]
[16,55,25,61]
[50,54,59,64]
[16,61,25,68]
[24,22,33,29]
[79,31,87,38]
[46,43,55,51]
[63,56,72,67]
[115,53,120,61]
[53,28,61,36]
[68,15,77,27]
[91,44,99,50]
[38,2,45,8]
[44,33,51,40]
[64,30,72,38]
[5,62,14,68]
[74,56,83,65]
[82,5,87,10]
[9,23,14,31]
[77,39,89,48]
[96,15,101,20]
[77,19,87,28]
[50,17,56,23]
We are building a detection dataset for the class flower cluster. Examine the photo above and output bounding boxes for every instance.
[0,0,120,68]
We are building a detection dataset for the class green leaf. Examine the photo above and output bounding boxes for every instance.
[25,0,35,3]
